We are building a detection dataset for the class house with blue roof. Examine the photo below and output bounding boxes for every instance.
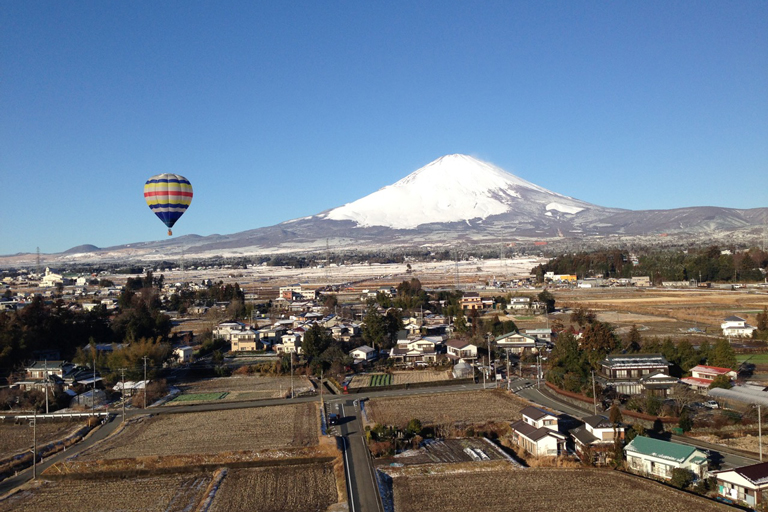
[624,436,708,481]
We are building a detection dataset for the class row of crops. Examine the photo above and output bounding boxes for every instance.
[370,374,393,387]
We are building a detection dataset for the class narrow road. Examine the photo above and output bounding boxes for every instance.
[332,399,383,512]
[0,413,122,496]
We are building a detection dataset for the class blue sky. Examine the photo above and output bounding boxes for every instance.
[2,1,766,255]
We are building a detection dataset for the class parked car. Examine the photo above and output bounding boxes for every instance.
[703,400,719,409]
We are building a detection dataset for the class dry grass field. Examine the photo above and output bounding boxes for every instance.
[171,375,313,403]
[0,473,213,512]
[392,370,450,385]
[208,463,338,512]
[76,403,318,461]
[388,466,730,512]
[366,390,527,428]
[556,288,768,332]
[0,421,85,459]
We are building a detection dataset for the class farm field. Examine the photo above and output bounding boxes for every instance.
[388,466,730,512]
[348,370,451,389]
[0,472,213,512]
[170,375,313,403]
[366,390,527,428]
[76,403,318,461]
[208,462,338,512]
[386,438,510,465]
[0,421,85,459]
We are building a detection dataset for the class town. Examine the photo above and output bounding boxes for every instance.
[0,247,767,511]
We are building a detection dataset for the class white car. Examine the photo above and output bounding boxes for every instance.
[703,400,719,409]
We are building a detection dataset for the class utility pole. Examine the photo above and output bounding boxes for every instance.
[119,368,126,423]
[32,408,37,479]
[536,353,541,389]
[757,404,763,462]
[506,349,511,391]
[143,356,149,409]
[92,351,96,417]
[591,371,597,415]
[320,368,324,409]
[483,355,487,389]
[290,353,294,399]
[44,360,49,415]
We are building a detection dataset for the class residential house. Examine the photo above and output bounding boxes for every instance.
[460,292,482,310]
[681,365,738,392]
[275,332,302,354]
[599,354,671,395]
[722,316,757,338]
[509,406,567,457]
[389,337,441,364]
[507,297,531,311]
[174,346,194,363]
[40,267,64,287]
[523,328,553,344]
[350,345,377,364]
[446,339,478,362]
[625,436,708,481]
[714,462,768,509]
[495,331,544,356]
[570,415,624,464]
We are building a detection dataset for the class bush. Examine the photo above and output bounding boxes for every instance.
[670,468,695,489]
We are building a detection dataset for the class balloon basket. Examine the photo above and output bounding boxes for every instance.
[168,229,172,236]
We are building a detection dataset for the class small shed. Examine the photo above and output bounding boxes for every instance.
[453,361,474,379]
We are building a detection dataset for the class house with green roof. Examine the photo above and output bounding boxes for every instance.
[624,436,708,481]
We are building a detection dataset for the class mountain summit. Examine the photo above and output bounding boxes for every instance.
[323,154,601,229]
[9,154,765,264]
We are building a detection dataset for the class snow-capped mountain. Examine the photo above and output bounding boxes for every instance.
[323,154,591,229]
[4,154,766,264]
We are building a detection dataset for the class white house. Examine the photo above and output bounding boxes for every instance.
[389,337,441,364]
[495,331,544,355]
[275,333,302,354]
[40,267,63,287]
[722,316,757,338]
[625,436,708,481]
[714,462,768,509]
[445,339,478,361]
[509,406,566,457]
[681,365,737,391]
[350,345,377,364]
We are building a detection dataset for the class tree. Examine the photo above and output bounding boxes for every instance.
[405,418,422,436]
[302,324,334,362]
[757,307,768,332]
[625,325,642,353]
[678,409,694,433]
[537,290,556,313]
[383,309,403,349]
[609,403,623,426]
[676,339,699,372]
[571,307,596,327]
[362,304,386,350]
[581,322,619,368]
[708,374,732,390]
[710,339,737,370]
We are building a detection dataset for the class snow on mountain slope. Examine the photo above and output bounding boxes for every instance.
[325,154,581,229]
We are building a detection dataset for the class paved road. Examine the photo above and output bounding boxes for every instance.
[0,413,122,496]
[329,399,383,512]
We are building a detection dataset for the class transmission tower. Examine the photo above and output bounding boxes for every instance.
[36,247,41,276]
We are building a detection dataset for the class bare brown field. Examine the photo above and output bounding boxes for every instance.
[208,462,338,512]
[0,473,213,512]
[76,403,318,461]
[556,288,768,330]
[392,370,450,385]
[172,375,313,402]
[388,466,730,512]
[0,421,85,459]
[366,390,527,428]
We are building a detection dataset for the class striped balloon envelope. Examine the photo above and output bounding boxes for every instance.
[143,174,193,236]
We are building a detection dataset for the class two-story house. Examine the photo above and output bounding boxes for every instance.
[722,316,757,338]
[509,406,567,457]
[350,345,377,364]
[570,414,624,464]
[681,365,738,392]
[599,354,671,395]
[460,292,482,311]
[389,337,442,364]
[495,331,544,356]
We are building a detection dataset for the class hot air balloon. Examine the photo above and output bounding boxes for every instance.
[143,174,193,236]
